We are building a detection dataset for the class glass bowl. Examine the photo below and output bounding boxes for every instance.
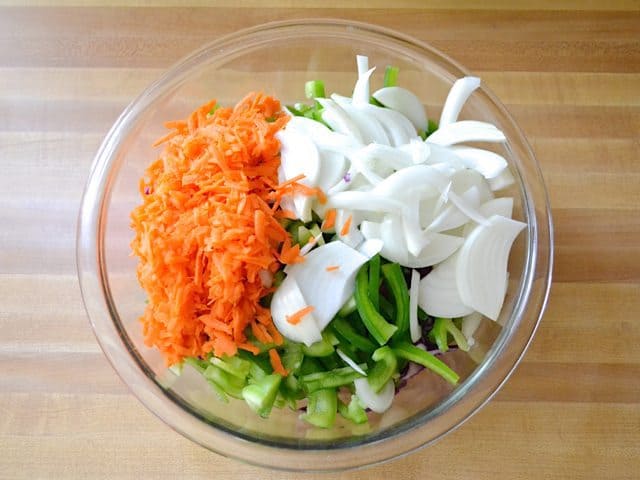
[76,19,553,471]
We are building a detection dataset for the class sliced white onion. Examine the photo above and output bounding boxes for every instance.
[326,191,404,214]
[380,215,409,266]
[359,143,414,170]
[316,149,348,193]
[317,98,364,144]
[461,311,483,348]
[447,190,488,226]
[373,164,449,201]
[452,146,508,179]
[479,197,514,219]
[439,76,481,126]
[409,269,421,343]
[456,215,526,320]
[488,168,516,191]
[353,66,376,107]
[337,349,367,376]
[399,138,432,165]
[359,103,417,146]
[427,186,482,233]
[358,238,384,259]
[372,86,428,131]
[418,252,474,318]
[276,128,321,222]
[354,378,394,413]
[405,232,464,268]
[426,120,506,146]
[336,208,364,249]
[270,276,322,347]
[359,220,382,240]
[285,116,358,154]
[285,241,369,330]
[450,168,494,204]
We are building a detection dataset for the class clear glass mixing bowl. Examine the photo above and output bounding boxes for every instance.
[76,19,553,471]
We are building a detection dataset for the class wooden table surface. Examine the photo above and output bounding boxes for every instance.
[1,2,639,478]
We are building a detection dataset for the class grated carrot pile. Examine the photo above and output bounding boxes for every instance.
[130,92,302,366]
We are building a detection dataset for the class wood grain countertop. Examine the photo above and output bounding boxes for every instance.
[1,2,639,478]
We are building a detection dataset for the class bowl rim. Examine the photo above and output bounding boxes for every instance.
[76,18,554,471]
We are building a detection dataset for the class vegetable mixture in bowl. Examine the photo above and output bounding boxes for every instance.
[77,20,552,471]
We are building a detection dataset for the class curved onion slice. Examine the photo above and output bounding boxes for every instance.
[317,98,364,144]
[372,86,428,131]
[428,186,482,233]
[285,241,369,330]
[342,103,390,145]
[426,120,506,146]
[354,378,394,413]
[405,232,464,268]
[276,128,321,222]
[418,252,474,318]
[461,311,483,348]
[327,191,404,214]
[357,238,384,259]
[285,116,358,154]
[359,103,417,146]
[373,165,448,200]
[399,138,432,165]
[452,146,508,179]
[409,269,421,343]
[316,149,348,193]
[270,276,322,347]
[337,349,367,376]
[353,55,373,106]
[479,197,514,218]
[456,215,526,320]
[488,168,516,191]
[439,76,481,126]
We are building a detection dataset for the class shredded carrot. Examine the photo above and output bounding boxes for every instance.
[340,214,353,236]
[285,305,315,325]
[325,265,340,272]
[322,209,336,231]
[131,92,297,366]
[268,349,288,377]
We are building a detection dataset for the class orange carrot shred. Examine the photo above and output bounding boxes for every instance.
[325,265,340,272]
[130,92,292,366]
[268,349,288,377]
[322,209,336,231]
[286,305,315,325]
[340,215,353,236]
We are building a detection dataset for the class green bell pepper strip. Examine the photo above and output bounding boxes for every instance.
[368,254,381,311]
[354,264,398,345]
[392,341,459,385]
[302,331,339,357]
[337,295,357,317]
[301,365,366,394]
[338,395,369,425]
[330,317,377,354]
[203,365,245,399]
[300,388,337,428]
[242,373,282,418]
[430,317,470,352]
[381,263,410,337]
[210,355,251,381]
[367,346,398,393]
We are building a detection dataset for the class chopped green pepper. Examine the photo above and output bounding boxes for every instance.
[301,365,365,394]
[392,341,459,385]
[300,388,337,428]
[338,395,369,425]
[367,346,398,393]
[381,263,410,337]
[242,374,282,418]
[354,264,398,345]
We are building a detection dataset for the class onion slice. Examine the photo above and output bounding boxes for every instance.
[418,252,474,318]
[337,349,367,376]
[354,378,394,413]
[456,214,526,320]
[409,269,421,343]
[372,86,428,131]
[439,76,481,126]
[426,120,506,146]
[270,276,322,347]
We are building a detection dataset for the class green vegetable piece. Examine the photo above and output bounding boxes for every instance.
[299,356,323,376]
[273,270,286,288]
[354,264,398,345]
[242,373,282,418]
[337,295,357,317]
[379,294,396,322]
[338,395,369,425]
[381,263,410,337]
[383,65,400,88]
[367,346,398,393]
[300,388,337,428]
[210,355,251,381]
[302,330,339,357]
[392,341,459,385]
[281,342,304,374]
[308,223,325,245]
[331,317,377,354]
[203,365,245,399]
[206,379,230,404]
[305,80,326,99]
[297,225,312,247]
[368,254,381,311]
[301,365,365,394]
[184,356,208,374]
[429,317,470,352]
[319,352,340,370]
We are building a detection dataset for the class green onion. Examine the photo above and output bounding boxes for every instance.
[305,80,326,99]
[242,373,282,418]
[381,263,410,337]
[301,388,337,428]
[354,264,398,345]
[392,341,459,385]
[383,65,399,87]
[367,346,398,393]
